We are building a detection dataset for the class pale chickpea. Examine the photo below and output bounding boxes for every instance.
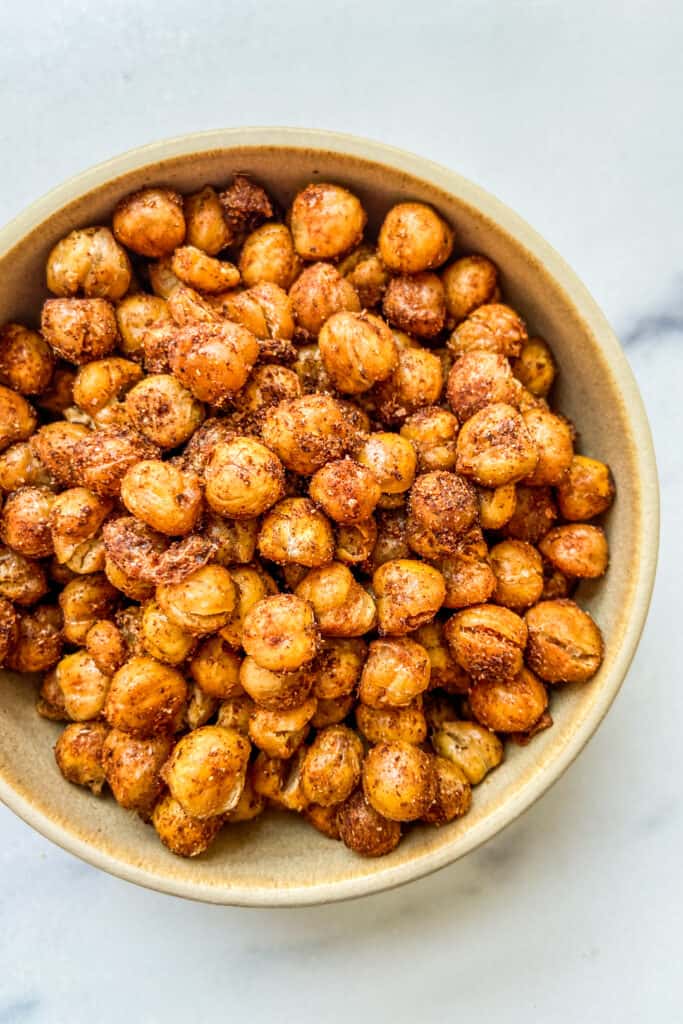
[105,655,187,735]
[504,485,557,543]
[490,539,545,609]
[422,756,472,825]
[41,297,118,364]
[239,655,314,710]
[301,725,363,806]
[378,202,454,274]
[431,718,504,785]
[373,558,446,635]
[311,693,355,728]
[157,565,236,635]
[521,408,574,486]
[318,311,397,394]
[314,637,367,700]
[441,255,498,323]
[216,694,255,735]
[184,186,232,254]
[239,223,301,289]
[335,518,378,566]
[121,460,202,536]
[0,442,51,491]
[59,573,118,644]
[358,637,430,709]
[258,497,335,567]
[383,273,446,339]
[49,487,112,566]
[261,394,357,474]
[289,183,366,260]
[72,425,160,497]
[309,458,381,524]
[102,729,172,815]
[295,562,377,637]
[337,789,401,857]
[469,667,548,733]
[355,700,427,746]
[435,527,496,609]
[0,324,53,394]
[1,486,55,558]
[556,455,615,521]
[242,593,317,672]
[249,699,317,759]
[85,619,127,676]
[339,245,389,308]
[512,337,556,397]
[140,599,196,665]
[456,403,538,486]
[357,432,417,498]
[448,303,527,358]
[447,351,517,422]
[412,619,470,692]
[0,545,48,605]
[55,650,111,721]
[30,421,90,487]
[152,793,224,857]
[373,348,444,426]
[444,604,527,683]
[363,740,436,822]
[478,483,517,530]
[204,438,284,519]
[54,721,109,794]
[400,407,459,473]
[0,386,37,453]
[113,187,185,257]
[539,524,609,579]
[47,226,132,301]
[168,320,259,405]
[163,725,250,819]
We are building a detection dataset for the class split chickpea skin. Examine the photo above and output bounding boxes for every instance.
[0,171,613,861]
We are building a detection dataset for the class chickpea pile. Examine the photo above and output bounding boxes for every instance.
[0,175,614,860]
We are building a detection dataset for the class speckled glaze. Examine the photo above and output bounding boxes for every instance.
[0,128,659,906]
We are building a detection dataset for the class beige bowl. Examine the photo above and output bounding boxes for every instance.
[0,128,658,906]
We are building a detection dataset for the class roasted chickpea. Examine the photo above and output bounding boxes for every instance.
[183,185,231,254]
[54,721,109,794]
[241,593,317,673]
[335,517,377,565]
[400,407,459,473]
[105,655,187,735]
[116,294,171,362]
[0,386,37,453]
[113,187,185,257]
[541,560,574,601]
[318,311,397,394]
[363,740,435,822]
[146,257,180,300]
[556,455,615,521]
[168,320,259,406]
[441,255,498,324]
[290,183,366,260]
[296,562,377,637]
[446,352,517,423]
[355,700,427,745]
[448,303,527,358]
[187,635,242,700]
[140,599,195,665]
[292,343,334,394]
[29,422,90,488]
[49,486,111,567]
[357,432,417,499]
[102,729,172,815]
[422,757,472,825]
[478,483,516,530]
[263,392,356,473]
[9,603,61,672]
[203,437,284,520]
[236,365,302,421]
[152,793,223,858]
[227,769,266,823]
[368,507,409,570]
[125,373,204,450]
[412,619,470,692]
[304,801,341,840]
[512,337,556,397]
[258,497,334,567]
[216,694,255,735]
[470,667,548,733]
[120,460,202,536]
[299,725,363,806]
[85,619,127,676]
[163,725,250,819]
[186,682,219,728]
[337,788,401,856]
[431,718,504,784]
[490,539,544,610]
[1,486,55,558]
[249,699,317,759]
[456,403,538,486]
[358,637,431,709]
[219,564,277,648]
[239,222,301,289]
[382,273,446,339]
[373,348,444,427]
[309,458,381,525]
[311,693,355,728]
[157,565,236,636]
[504,485,557,543]
[53,650,110,721]
[59,573,118,645]
[104,556,154,603]
[0,324,53,394]
[34,365,75,415]
[72,357,142,426]
[0,442,50,492]
[444,604,527,683]
[0,546,47,606]
[408,470,478,547]
[373,558,445,635]
[41,297,118,364]
[314,637,366,700]
[435,527,497,609]
[240,656,313,711]
[170,245,239,294]
[72,425,159,497]
[521,408,573,486]
[379,202,454,274]
[339,245,389,308]
[539,524,609,579]
[47,227,131,301]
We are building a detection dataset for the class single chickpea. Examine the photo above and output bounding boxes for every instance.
[219,564,277,648]
[373,348,444,426]
[215,281,295,348]
[356,700,427,746]
[400,407,459,473]
[227,769,266,823]
[318,311,397,395]
[157,565,236,635]
[314,637,367,700]
[120,460,202,536]
[252,746,309,812]
[116,294,171,362]
[105,557,154,602]
[431,718,504,784]
[300,725,363,806]
[6,603,62,672]
[382,273,446,339]
[54,650,111,721]
[435,527,497,609]
[335,518,378,565]
[289,183,366,260]
[357,432,417,498]
[444,603,527,683]
[54,721,109,794]
[59,573,118,645]
[200,517,257,570]
[72,357,142,425]
[34,365,75,415]
[556,455,615,521]
[0,386,37,453]
[147,257,181,300]
[105,655,187,735]
[490,539,545,610]
[204,438,284,520]
[448,303,527,358]
[125,373,204,450]
[249,699,317,759]
[358,637,431,708]
[237,364,301,421]
[113,187,185,257]
[102,729,172,815]
[295,562,377,637]
[512,337,556,397]
[47,226,132,301]
[261,394,357,475]
[0,324,53,394]
[539,524,609,579]
[0,442,51,491]
[216,694,255,735]
[422,757,472,825]
[184,185,232,254]
[168,320,259,405]
[152,793,224,857]
[373,558,446,635]
[85,619,127,676]
[163,725,250,819]
[441,255,498,323]
[219,177,273,238]
[258,498,335,567]
[170,245,239,294]
[49,487,112,566]
[311,693,355,728]
[242,593,318,672]
[504,485,557,544]
[378,202,454,274]
[304,802,342,840]
[446,352,517,423]
[408,471,479,543]
[239,656,314,711]
[478,483,517,530]
[41,297,118,364]
[521,408,574,486]
[456,403,538,486]
[338,245,389,308]
[72,425,160,497]
[363,740,436,822]
[469,666,548,733]
[541,559,574,601]
[140,599,196,665]
[1,486,55,558]
[309,458,381,525]
[186,634,243,701]
[239,223,301,289]
[0,546,47,606]
[30,422,90,487]
[337,789,401,857]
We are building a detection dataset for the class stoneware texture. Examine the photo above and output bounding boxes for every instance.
[0,128,658,906]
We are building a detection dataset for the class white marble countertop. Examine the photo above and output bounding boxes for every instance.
[0,1,680,1020]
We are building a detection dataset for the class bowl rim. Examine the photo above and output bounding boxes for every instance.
[0,127,659,906]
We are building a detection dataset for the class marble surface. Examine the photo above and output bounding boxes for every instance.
[0,1,681,1020]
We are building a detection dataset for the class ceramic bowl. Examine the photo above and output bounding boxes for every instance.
[0,128,658,906]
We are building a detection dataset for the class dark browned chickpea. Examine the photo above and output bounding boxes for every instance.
[242,593,318,672]
[441,255,498,323]
[309,458,381,525]
[512,337,556,397]
[372,348,444,426]
[258,498,335,567]
[435,526,497,609]
[125,374,204,449]
[219,170,273,237]
[504,485,557,543]
[262,394,357,475]
[1,486,55,558]
[239,223,301,289]
[113,187,185,257]
[521,408,574,486]
[359,637,431,709]
[356,700,427,745]
[422,757,472,825]
[248,698,317,759]
[152,793,223,857]
[170,246,239,294]
[335,517,378,565]
[0,324,53,394]
[0,442,51,491]
[54,721,109,794]
[379,202,454,274]
[470,667,548,733]
[59,573,118,644]
[85,619,127,676]
[34,365,76,415]
[318,311,397,395]
[300,725,363,806]
[408,470,478,548]
[456,403,538,486]
[120,460,202,537]
[478,483,517,530]
[382,273,446,339]
[357,432,417,499]
[72,357,142,426]
[53,649,110,720]
[0,386,37,453]
[412,619,471,692]
[431,718,504,784]
[168,320,259,406]
[526,598,603,684]
[490,539,544,609]
[157,565,236,636]
[400,407,459,472]
[0,546,47,605]
[337,789,401,856]
[290,183,366,260]
[216,694,255,735]
[184,186,232,254]
[448,303,527,358]
[47,227,132,301]
[296,562,377,637]
[116,294,171,362]
[140,599,196,665]
[204,438,284,519]
[163,725,250,819]
[539,524,609,579]
[557,455,615,521]
[41,298,118,364]
[444,603,527,683]
[373,558,445,635]
[338,245,389,308]
[72,426,160,497]
[446,352,517,422]
[240,656,314,711]
[30,422,90,487]
[363,740,435,821]
[314,637,367,700]
[105,655,187,735]
[102,728,172,815]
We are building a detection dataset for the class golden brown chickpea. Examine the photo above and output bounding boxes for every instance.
[1,486,55,558]
[0,324,53,394]
[441,255,498,324]
[311,693,355,728]
[113,187,185,257]
[356,699,427,745]
[557,455,615,521]
[504,485,557,543]
[456,403,538,486]
[84,619,126,677]
[54,721,109,794]
[335,517,378,566]
[168,320,259,406]
[0,546,47,606]
[139,599,195,665]
[125,373,204,450]
[444,604,527,683]
[0,386,37,453]
[446,352,517,423]
[147,257,181,301]
[236,365,302,421]
[521,408,573,486]
[357,432,417,499]
[240,656,314,711]
[105,655,187,735]
[102,728,172,815]
[431,718,504,784]
[539,524,609,579]
[198,518,255,571]
[435,527,497,609]
[163,725,250,819]
[139,316,178,373]
[104,557,153,602]
[314,637,367,700]
[41,297,118,365]
[72,357,142,426]
[382,273,446,339]
[373,558,445,635]
[30,421,90,487]
[242,593,318,672]
[478,483,516,530]
[379,202,454,274]
[295,562,377,637]
[490,539,544,610]
[47,227,132,301]
[152,793,223,857]
[339,245,389,308]
[368,507,409,570]
[204,438,284,520]
[412,620,469,692]
[167,281,223,327]
[309,458,381,525]
[49,487,111,567]
[448,303,527,358]
[187,634,242,699]
[239,223,302,289]
[372,348,444,427]
[262,392,357,474]
[157,565,236,636]
[59,573,118,645]
[54,650,110,720]
[363,740,435,822]
[422,756,472,825]
[116,294,171,363]
[0,442,51,491]
[318,311,397,394]
[541,559,573,601]
[304,801,342,840]
[170,245,239,294]
[290,183,366,260]
[512,337,556,397]
[72,425,160,498]
[120,461,202,537]
[183,186,232,254]
[400,407,459,473]
[227,769,266,823]
[216,694,255,735]
[470,666,548,733]
[337,788,401,856]
[219,564,277,648]
[254,746,309,812]
[358,637,431,709]
[258,497,335,567]
[408,470,478,545]
[248,698,317,759]
[34,365,76,415]
[300,725,363,806]
[214,281,295,349]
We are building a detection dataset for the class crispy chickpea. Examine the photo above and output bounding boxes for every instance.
[309,458,381,525]
[521,408,573,486]
[34,366,75,415]
[218,175,272,238]
[240,656,314,711]
[363,740,435,822]
[152,793,223,857]
[456,403,538,486]
[186,684,221,729]
[49,487,111,566]
[125,373,204,450]
[504,485,557,543]
[249,699,317,759]
[490,539,544,610]
[295,562,377,637]
[444,604,527,683]
[120,460,202,536]
[7,603,62,672]
[157,565,236,636]
[311,693,355,728]
[0,442,51,491]
[72,425,160,497]
[140,599,196,665]
[373,348,444,426]
[382,273,446,339]
[290,183,366,260]
[0,386,37,453]
[41,298,118,364]
[170,245,239,294]
[54,650,110,721]
[168,320,259,406]
[54,721,109,794]
[105,655,187,735]
[262,394,357,475]
[373,559,445,635]
[441,255,498,324]
[85,619,127,676]
[105,557,154,602]
[304,801,341,840]
[163,725,250,819]
[113,187,185,257]
[242,593,318,671]
[446,352,517,423]
[314,637,366,700]
[435,527,497,609]
[216,694,255,735]
[400,407,459,472]
[188,634,242,699]
[422,757,472,825]
[292,343,334,394]
[227,769,266,823]
[147,257,181,300]
[59,573,118,644]
[102,729,172,815]
[0,324,53,394]
[237,365,301,421]
[541,560,573,601]
[300,725,363,806]
[369,508,410,570]
[557,455,615,521]
[47,227,132,301]
[339,245,389,308]
[359,637,431,708]
[72,357,142,425]
[539,524,609,579]
[1,486,55,558]
[258,497,334,567]
[412,619,470,692]
[239,223,301,289]
[512,337,556,397]
[0,546,47,605]
[139,316,177,373]
[478,483,516,530]
[337,788,401,856]
[470,667,548,733]
[166,281,221,327]
[356,700,427,745]
[204,438,284,520]
[448,303,527,358]
[357,432,417,499]
[318,311,397,394]
[219,564,277,648]
[30,421,90,487]
[335,518,377,565]
[431,718,504,784]
[379,202,454,274]
[408,471,479,546]
[116,294,171,362]
[198,517,255,571]
[183,185,231,254]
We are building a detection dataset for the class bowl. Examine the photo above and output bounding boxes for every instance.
[0,128,658,906]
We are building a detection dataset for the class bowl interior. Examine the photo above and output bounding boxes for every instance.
[0,132,657,905]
